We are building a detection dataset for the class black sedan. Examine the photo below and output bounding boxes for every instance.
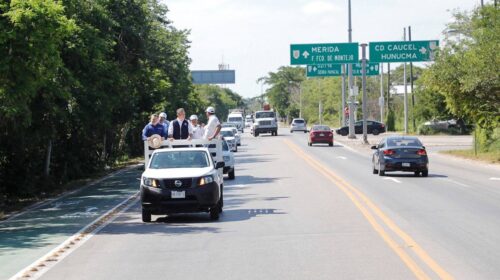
[336,120,386,136]
[371,136,429,177]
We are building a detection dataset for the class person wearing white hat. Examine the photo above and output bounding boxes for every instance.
[190,114,205,139]
[203,106,221,140]
[159,112,169,136]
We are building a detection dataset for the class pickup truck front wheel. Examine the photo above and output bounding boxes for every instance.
[142,208,152,223]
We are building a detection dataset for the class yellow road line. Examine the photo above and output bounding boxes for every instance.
[283,139,453,280]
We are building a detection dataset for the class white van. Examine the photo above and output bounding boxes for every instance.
[227,112,244,132]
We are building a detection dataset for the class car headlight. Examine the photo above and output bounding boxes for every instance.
[223,156,230,162]
[198,175,214,186]
[143,177,159,188]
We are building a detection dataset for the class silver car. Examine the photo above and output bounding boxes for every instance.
[290,118,307,133]
[222,140,235,179]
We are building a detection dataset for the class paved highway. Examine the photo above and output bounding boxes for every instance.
[3,129,500,279]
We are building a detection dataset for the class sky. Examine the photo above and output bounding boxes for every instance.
[163,0,484,98]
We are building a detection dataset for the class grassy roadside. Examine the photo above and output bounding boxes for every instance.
[0,157,143,221]
[440,149,500,164]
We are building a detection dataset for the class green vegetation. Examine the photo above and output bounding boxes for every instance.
[441,148,500,164]
[0,1,243,210]
[420,5,499,152]
[194,85,245,122]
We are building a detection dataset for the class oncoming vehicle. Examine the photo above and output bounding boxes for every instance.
[220,128,238,152]
[245,116,253,128]
[227,112,244,132]
[290,118,307,133]
[222,140,235,180]
[308,125,334,146]
[141,147,225,222]
[371,136,429,177]
[253,110,278,136]
[336,120,386,136]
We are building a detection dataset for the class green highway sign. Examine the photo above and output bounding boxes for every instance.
[352,62,380,76]
[291,43,359,65]
[306,64,342,77]
[369,40,439,63]
[306,62,380,77]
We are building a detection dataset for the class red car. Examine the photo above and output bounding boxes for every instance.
[308,125,334,147]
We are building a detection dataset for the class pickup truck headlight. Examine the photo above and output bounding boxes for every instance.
[198,175,214,186]
[143,177,160,188]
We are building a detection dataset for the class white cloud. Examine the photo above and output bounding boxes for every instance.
[302,1,340,16]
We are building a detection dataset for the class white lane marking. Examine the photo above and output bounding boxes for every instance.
[336,156,347,160]
[490,177,500,181]
[383,177,402,184]
[9,193,139,280]
[443,178,470,188]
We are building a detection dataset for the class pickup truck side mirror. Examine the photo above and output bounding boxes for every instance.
[370,145,378,150]
[215,161,225,169]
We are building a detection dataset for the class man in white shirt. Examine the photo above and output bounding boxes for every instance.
[168,108,193,140]
[190,114,205,139]
[203,106,221,140]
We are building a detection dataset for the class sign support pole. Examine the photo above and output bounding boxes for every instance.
[403,28,408,134]
[361,44,368,144]
[409,25,416,132]
[347,0,356,139]
[341,65,346,126]
[380,63,384,123]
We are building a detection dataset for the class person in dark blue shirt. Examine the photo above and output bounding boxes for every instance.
[142,114,166,141]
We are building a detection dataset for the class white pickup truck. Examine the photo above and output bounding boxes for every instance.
[141,139,225,222]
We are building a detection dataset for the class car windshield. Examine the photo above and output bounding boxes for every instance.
[221,130,234,137]
[387,138,422,147]
[256,112,275,118]
[312,125,330,131]
[149,151,210,169]
[228,117,243,122]
[222,141,229,151]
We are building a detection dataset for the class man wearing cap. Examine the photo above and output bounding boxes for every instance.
[142,114,166,141]
[190,115,205,139]
[168,108,193,140]
[159,112,169,136]
[203,106,221,140]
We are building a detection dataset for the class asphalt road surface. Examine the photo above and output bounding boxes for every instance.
[5,129,500,280]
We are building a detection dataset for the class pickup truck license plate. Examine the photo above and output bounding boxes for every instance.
[171,191,185,199]
[402,163,411,167]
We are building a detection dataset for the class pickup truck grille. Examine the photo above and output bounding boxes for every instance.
[259,121,272,126]
[163,178,193,188]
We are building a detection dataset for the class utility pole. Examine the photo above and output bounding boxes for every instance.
[379,63,384,123]
[299,83,302,119]
[341,64,346,126]
[347,0,356,139]
[387,63,391,114]
[403,27,408,134]
[361,44,368,144]
[409,25,415,132]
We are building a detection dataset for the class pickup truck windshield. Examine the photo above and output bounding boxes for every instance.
[256,112,275,119]
[149,151,210,169]
[221,130,234,137]
[228,117,243,122]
